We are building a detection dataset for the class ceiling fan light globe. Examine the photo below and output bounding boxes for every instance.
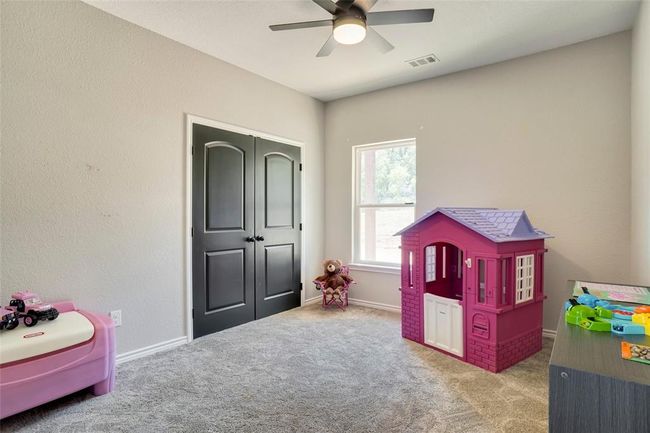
[333,17,366,45]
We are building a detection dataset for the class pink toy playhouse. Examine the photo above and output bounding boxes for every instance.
[0,297,115,419]
[395,208,551,372]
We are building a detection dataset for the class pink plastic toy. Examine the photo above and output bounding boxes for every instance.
[7,291,59,327]
[0,301,115,419]
[395,208,552,372]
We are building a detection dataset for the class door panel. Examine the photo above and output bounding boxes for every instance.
[255,138,301,318]
[205,144,245,231]
[264,244,295,298]
[193,124,255,338]
[205,249,246,311]
[265,154,295,228]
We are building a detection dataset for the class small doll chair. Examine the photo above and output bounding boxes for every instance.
[313,265,352,310]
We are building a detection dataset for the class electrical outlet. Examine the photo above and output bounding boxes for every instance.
[109,310,122,327]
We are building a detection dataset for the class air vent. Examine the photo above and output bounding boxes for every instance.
[405,53,439,68]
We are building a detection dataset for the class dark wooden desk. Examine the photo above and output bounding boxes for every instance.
[549,290,650,433]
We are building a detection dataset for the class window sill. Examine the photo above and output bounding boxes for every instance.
[348,263,401,275]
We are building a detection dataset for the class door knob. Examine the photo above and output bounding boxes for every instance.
[245,236,255,243]
[255,235,265,242]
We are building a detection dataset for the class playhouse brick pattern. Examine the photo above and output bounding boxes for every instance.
[401,233,421,342]
[467,328,542,372]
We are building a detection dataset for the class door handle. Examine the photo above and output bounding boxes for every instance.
[255,235,265,242]
[245,236,255,243]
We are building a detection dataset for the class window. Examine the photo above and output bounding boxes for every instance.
[353,139,416,267]
[425,246,436,282]
[408,251,414,287]
[477,259,486,303]
[442,246,447,279]
[500,258,512,305]
[515,254,535,304]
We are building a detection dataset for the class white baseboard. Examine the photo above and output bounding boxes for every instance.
[348,298,401,313]
[303,296,321,306]
[116,336,188,365]
[542,328,557,339]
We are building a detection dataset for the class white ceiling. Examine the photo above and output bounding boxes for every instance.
[85,0,640,101]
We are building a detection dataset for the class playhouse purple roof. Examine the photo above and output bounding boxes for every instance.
[395,207,552,243]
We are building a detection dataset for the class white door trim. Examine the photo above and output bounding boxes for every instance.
[185,114,306,343]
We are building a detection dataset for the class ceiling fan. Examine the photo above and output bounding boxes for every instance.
[269,0,435,57]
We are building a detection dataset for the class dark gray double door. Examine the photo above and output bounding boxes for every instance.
[192,123,301,338]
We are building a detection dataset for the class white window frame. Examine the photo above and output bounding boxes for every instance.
[425,246,436,282]
[351,139,416,269]
[515,254,535,304]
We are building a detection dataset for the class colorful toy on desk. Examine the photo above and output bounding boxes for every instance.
[564,299,595,325]
[621,341,650,365]
[564,298,649,333]
[611,321,646,336]
[578,287,636,312]
[632,313,650,336]
[578,317,611,332]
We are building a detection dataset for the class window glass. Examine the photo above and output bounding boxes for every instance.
[478,259,486,303]
[354,140,416,266]
[359,145,416,205]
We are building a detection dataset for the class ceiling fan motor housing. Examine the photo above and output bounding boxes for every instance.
[333,6,367,45]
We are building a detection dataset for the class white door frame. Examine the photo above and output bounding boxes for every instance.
[185,114,307,343]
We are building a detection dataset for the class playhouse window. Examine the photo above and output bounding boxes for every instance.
[425,246,436,282]
[408,251,414,287]
[500,258,512,305]
[477,259,486,303]
[353,139,416,267]
[515,254,535,304]
[442,246,447,279]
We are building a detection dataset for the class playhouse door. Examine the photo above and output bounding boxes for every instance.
[424,293,464,357]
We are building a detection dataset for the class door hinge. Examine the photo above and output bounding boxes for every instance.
[191,227,194,237]
[191,146,194,155]
[299,223,302,231]
[192,308,194,319]
[299,163,303,172]
[300,282,303,291]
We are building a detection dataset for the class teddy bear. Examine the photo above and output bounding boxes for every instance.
[314,259,353,303]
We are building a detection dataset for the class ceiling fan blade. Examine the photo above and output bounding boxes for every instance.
[367,9,435,26]
[348,0,378,12]
[335,0,356,10]
[316,34,337,57]
[313,0,339,15]
[366,27,394,54]
[269,19,333,31]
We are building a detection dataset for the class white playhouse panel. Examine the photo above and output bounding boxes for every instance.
[424,293,463,357]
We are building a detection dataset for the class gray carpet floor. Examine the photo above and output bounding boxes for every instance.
[0,305,551,433]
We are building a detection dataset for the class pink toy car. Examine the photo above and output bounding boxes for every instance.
[0,307,19,330]
[7,291,59,327]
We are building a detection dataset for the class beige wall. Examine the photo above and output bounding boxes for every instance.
[0,1,325,354]
[324,32,632,330]
[631,0,650,285]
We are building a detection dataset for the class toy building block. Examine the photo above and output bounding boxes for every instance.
[632,313,650,336]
